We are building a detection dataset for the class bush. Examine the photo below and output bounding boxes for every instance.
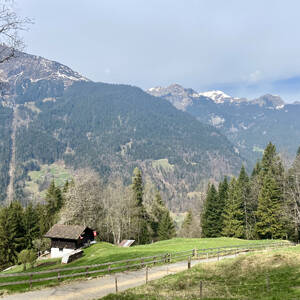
[18,249,37,271]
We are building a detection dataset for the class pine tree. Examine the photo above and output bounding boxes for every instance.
[201,184,223,237]
[0,202,25,267]
[132,168,143,207]
[9,201,26,253]
[237,166,253,239]
[297,146,300,157]
[131,168,151,244]
[0,207,18,267]
[222,178,245,238]
[151,190,168,241]
[23,203,40,249]
[45,180,63,229]
[217,177,229,233]
[157,210,176,240]
[255,171,286,239]
[254,142,288,239]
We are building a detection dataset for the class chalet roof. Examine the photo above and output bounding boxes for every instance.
[44,224,88,240]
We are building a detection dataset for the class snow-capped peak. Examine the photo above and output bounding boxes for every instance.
[198,90,232,103]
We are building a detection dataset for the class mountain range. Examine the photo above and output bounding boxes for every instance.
[147,84,300,164]
[0,49,242,209]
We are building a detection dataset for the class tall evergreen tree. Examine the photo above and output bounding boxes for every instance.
[157,210,176,241]
[201,184,223,237]
[45,180,63,229]
[222,178,245,238]
[9,201,26,253]
[131,168,151,244]
[23,203,40,249]
[0,207,18,267]
[0,202,25,267]
[237,166,253,238]
[218,177,229,232]
[255,171,286,239]
[151,190,175,241]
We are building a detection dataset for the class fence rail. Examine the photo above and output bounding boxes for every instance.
[0,241,295,288]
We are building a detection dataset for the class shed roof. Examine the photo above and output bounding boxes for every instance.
[44,224,88,240]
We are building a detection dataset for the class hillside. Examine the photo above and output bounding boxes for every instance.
[0,50,242,207]
[103,246,300,300]
[147,84,300,165]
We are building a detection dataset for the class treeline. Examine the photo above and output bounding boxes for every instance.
[0,167,176,270]
[0,180,63,269]
[201,142,300,241]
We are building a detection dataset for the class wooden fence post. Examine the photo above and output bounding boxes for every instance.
[153,256,156,265]
[266,274,270,292]
[146,266,148,284]
[218,250,220,261]
[193,248,198,259]
[57,272,60,282]
[115,275,118,293]
[86,267,89,278]
[29,274,33,289]
[200,280,203,298]
[141,258,144,268]
[188,256,191,269]
[206,252,208,260]
[108,264,111,273]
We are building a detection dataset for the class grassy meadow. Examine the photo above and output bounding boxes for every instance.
[0,238,288,294]
[103,245,300,300]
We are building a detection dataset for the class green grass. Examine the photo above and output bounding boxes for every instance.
[152,158,174,172]
[25,162,72,199]
[103,245,300,300]
[0,238,287,294]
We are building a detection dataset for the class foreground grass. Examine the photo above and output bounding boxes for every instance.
[0,238,286,294]
[103,245,300,300]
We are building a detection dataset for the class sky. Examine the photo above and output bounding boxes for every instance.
[15,0,300,102]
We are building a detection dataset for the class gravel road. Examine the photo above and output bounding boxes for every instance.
[1,254,238,300]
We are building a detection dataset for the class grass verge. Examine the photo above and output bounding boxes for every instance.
[102,245,300,300]
[0,238,288,294]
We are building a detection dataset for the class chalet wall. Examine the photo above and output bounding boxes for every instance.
[51,238,77,249]
[51,247,74,258]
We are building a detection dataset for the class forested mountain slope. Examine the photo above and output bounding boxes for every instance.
[0,50,242,208]
[147,84,300,165]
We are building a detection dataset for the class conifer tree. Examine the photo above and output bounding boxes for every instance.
[8,201,26,253]
[255,171,286,239]
[218,177,229,232]
[131,168,151,244]
[286,148,300,240]
[222,178,245,238]
[23,203,40,249]
[0,206,18,267]
[0,202,25,267]
[45,180,63,229]
[201,184,223,237]
[151,190,171,241]
[237,166,253,238]
[157,210,176,240]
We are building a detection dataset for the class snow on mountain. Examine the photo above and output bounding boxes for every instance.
[198,90,233,103]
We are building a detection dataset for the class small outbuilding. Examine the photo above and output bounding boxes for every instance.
[45,224,95,258]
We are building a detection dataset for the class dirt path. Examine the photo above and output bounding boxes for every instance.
[0,254,238,300]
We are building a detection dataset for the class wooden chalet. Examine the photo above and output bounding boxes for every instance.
[45,224,95,258]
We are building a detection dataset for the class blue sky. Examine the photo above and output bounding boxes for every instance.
[17,0,300,102]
